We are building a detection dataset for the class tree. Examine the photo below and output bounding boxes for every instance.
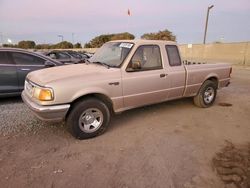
[85,34,114,48]
[111,32,135,40]
[52,41,73,49]
[74,43,82,48]
[84,32,135,48]
[18,40,36,49]
[141,29,176,41]
[84,43,92,48]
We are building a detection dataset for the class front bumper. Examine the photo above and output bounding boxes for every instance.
[21,91,70,122]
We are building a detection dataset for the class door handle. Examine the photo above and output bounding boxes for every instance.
[21,68,31,71]
[160,73,167,78]
[109,82,119,86]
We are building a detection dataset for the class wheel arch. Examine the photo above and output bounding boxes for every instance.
[194,76,219,98]
[203,75,219,89]
[66,93,114,119]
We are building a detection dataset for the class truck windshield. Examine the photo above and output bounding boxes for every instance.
[89,42,134,67]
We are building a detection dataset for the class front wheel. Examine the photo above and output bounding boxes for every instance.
[193,80,217,108]
[66,98,111,139]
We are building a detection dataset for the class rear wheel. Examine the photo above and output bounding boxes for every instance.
[66,98,110,139]
[193,80,217,108]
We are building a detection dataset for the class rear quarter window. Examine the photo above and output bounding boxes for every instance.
[165,45,182,66]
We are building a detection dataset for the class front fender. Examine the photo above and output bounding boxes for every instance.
[70,87,110,102]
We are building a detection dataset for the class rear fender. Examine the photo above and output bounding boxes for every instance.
[203,73,219,88]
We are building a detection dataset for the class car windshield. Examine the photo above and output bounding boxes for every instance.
[89,42,134,67]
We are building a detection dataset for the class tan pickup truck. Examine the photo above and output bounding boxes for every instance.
[22,40,232,139]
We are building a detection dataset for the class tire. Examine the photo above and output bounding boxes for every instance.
[193,80,217,108]
[66,98,110,139]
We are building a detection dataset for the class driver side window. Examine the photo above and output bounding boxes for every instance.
[127,45,162,71]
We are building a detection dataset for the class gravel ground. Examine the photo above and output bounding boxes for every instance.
[0,97,63,135]
[0,97,41,134]
[0,66,250,188]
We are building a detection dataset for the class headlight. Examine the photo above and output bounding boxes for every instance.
[33,86,54,101]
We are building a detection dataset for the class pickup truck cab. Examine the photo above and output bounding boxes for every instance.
[22,40,232,139]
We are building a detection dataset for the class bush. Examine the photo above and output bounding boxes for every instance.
[3,44,18,48]
[35,44,51,49]
[52,41,73,49]
[18,40,36,49]
[141,29,176,41]
[74,43,82,48]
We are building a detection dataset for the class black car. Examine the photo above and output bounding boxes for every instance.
[64,50,88,59]
[0,48,62,97]
[79,51,94,58]
[46,50,83,64]
[46,50,91,64]
[65,50,90,60]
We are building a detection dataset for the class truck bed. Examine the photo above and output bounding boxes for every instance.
[183,63,231,97]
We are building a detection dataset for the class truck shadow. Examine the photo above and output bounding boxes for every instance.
[0,96,193,139]
[108,97,193,132]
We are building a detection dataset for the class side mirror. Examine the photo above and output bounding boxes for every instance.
[131,61,142,70]
[44,61,55,67]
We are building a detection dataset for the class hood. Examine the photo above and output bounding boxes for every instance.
[27,63,120,86]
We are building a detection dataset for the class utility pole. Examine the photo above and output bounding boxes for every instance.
[203,5,214,44]
[72,33,74,44]
[0,32,3,46]
[57,35,64,42]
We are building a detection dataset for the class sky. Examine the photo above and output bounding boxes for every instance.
[0,0,250,45]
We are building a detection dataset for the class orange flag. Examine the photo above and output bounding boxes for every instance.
[127,9,131,16]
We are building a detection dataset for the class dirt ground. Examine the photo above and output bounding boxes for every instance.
[212,141,250,188]
[0,66,250,188]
